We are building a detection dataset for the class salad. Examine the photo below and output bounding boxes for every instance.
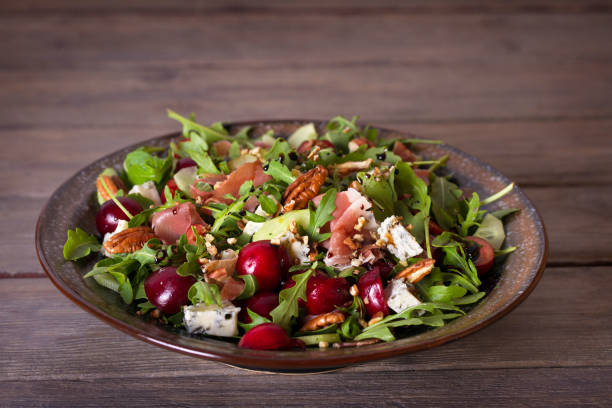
[63,112,517,350]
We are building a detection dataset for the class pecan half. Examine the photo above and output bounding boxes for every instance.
[282,165,328,212]
[395,258,435,283]
[300,311,345,332]
[96,174,126,201]
[103,226,156,254]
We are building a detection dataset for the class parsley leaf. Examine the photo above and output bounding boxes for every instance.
[305,188,337,242]
[63,228,101,260]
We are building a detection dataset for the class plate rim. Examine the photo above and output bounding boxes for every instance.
[35,119,548,370]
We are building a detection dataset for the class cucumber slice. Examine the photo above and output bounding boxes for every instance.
[287,123,317,149]
[295,333,340,346]
[474,213,505,250]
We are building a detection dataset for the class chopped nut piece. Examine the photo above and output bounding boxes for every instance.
[351,258,363,267]
[319,341,329,349]
[354,216,366,232]
[343,236,359,250]
[226,237,237,245]
[205,242,218,257]
[368,311,384,326]
[300,311,345,332]
[307,145,321,161]
[395,258,436,283]
[352,234,364,242]
[349,284,359,297]
[289,219,298,235]
[204,234,215,243]
[270,238,281,245]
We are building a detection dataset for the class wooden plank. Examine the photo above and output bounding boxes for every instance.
[2,0,612,14]
[1,268,610,383]
[2,367,611,407]
[1,14,611,126]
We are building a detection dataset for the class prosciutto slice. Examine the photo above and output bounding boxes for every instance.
[151,202,206,244]
[206,160,271,206]
[313,188,375,268]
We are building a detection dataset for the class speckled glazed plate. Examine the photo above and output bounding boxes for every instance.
[36,120,547,372]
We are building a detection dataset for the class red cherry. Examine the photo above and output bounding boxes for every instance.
[144,266,196,314]
[96,197,143,235]
[367,260,394,281]
[185,224,208,246]
[238,323,304,350]
[236,241,287,291]
[284,270,327,309]
[306,275,351,315]
[160,179,178,204]
[239,292,279,323]
[464,236,495,276]
[358,269,389,318]
[176,157,198,172]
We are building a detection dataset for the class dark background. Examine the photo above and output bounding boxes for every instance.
[1,1,611,406]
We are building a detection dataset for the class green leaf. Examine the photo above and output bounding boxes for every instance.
[63,228,101,261]
[430,176,462,231]
[178,133,220,175]
[167,109,231,144]
[228,141,241,159]
[127,208,155,228]
[490,208,520,220]
[428,284,468,302]
[269,269,314,331]
[123,148,172,187]
[92,272,133,304]
[294,333,341,346]
[359,175,395,222]
[264,161,295,185]
[235,275,259,300]
[305,188,337,242]
[187,281,222,307]
[238,308,271,333]
[126,193,154,210]
[458,192,481,236]
[452,291,486,305]
[130,238,161,266]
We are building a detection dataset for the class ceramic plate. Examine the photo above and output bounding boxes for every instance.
[36,120,547,372]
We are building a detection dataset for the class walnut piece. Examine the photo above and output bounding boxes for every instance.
[103,226,156,254]
[299,311,345,332]
[282,165,328,212]
[395,258,436,283]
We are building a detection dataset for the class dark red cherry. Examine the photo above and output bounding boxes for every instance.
[238,323,304,350]
[144,266,196,315]
[306,275,351,315]
[176,157,198,172]
[358,269,389,318]
[236,241,288,291]
[96,197,143,235]
[160,179,178,204]
[239,292,279,323]
[367,260,394,281]
[464,236,495,276]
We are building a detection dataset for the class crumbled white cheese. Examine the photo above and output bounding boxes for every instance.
[384,278,421,313]
[275,231,311,264]
[243,221,265,236]
[377,216,423,261]
[183,301,240,337]
[129,181,162,206]
[101,220,129,257]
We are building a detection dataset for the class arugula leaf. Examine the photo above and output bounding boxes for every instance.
[430,176,462,231]
[187,281,222,307]
[239,308,271,333]
[269,268,314,331]
[92,272,133,304]
[305,188,337,242]
[123,148,172,187]
[178,133,220,174]
[167,109,231,144]
[264,161,295,185]
[458,192,481,236]
[63,228,101,260]
[264,138,295,167]
[235,275,259,300]
[427,284,468,302]
[452,291,486,305]
[359,175,395,222]
[322,116,360,154]
[490,208,520,220]
[258,194,278,216]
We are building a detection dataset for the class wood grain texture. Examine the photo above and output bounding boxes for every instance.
[1,13,612,127]
[2,268,611,381]
[1,0,611,405]
[1,268,611,406]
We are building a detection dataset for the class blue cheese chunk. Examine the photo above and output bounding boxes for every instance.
[183,301,240,337]
[129,181,162,206]
[384,278,421,313]
[377,216,423,261]
[274,231,311,264]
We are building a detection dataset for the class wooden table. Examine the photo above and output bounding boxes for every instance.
[2,1,611,406]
